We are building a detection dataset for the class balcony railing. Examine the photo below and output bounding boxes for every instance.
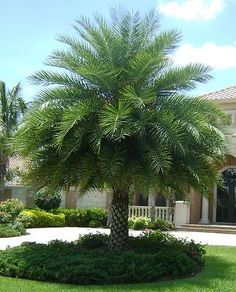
[128,205,174,223]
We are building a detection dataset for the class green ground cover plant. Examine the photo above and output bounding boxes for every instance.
[0,231,204,285]
[0,246,234,291]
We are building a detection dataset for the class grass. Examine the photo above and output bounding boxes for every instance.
[0,246,235,291]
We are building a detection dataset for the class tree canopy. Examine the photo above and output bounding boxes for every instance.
[13,8,227,249]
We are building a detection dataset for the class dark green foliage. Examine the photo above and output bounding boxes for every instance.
[77,233,109,249]
[148,218,174,231]
[0,231,205,284]
[19,210,65,227]
[35,188,61,211]
[88,220,101,228]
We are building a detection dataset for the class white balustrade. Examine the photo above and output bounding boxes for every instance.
[128,206,174,223]
[128,206,151,218]
[155,207,174,222]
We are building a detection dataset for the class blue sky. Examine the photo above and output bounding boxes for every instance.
[0,0,236,101]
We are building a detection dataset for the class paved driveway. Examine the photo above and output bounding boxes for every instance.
[0,227,236,250]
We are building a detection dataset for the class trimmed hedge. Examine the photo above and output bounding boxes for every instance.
[0,231,205,284]
[55,208,108,227]
[19,210,65,227]
[19,208,108,228]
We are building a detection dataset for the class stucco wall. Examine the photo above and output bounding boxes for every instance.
[77,190,109,209]
[190,189,201,223]
[4,186,35,207]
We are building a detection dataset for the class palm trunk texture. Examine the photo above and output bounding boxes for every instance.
[109,189,129,251]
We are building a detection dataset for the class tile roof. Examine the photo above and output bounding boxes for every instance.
[201,86,236,101]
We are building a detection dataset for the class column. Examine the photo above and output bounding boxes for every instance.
[174,201,190,227]
[148,193,155,221]
[199,197,210,224]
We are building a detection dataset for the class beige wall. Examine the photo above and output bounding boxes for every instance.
[77,190,110,209]
[3,186,35,208]
[190,189,201,223]
[62,189,110,209]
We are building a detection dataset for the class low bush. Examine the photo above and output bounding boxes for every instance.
[35,188,61,211]
[0,231,205,284]
[19,210,65,227]
[128,216,174,231]
[0,224,25,237]
[149,218,174,231]
[128,216,150,230]
[88,220,101,228]
[87,208,108,226]
[55,208,108,227]
[77,232,109,249]
[0,199,26,237]
[0,199,24,223]
[56,209,90,227]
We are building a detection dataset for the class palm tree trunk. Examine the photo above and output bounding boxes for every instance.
[109,189,129,251]
[0,161,6,201]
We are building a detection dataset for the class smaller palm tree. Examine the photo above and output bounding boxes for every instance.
[0,81,27,199]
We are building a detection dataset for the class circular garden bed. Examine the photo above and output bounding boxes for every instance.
[0,231,205,285]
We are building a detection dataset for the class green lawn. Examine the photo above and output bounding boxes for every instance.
[0,246,235,291]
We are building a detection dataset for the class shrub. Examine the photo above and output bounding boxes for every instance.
[0,211,12,224]
[0,224,25,237]
[16,213,34,228]
[56,209,90,227]
[128,216,174,231]
[128,216,150,230]
[7,221,26,235]
[19,210,65,227]
[0,199,24,223]
[0,231,205,284]
[148,218,174,231]
[35,188,61,211]
[77,232,109,248]
[55,208,108,227]
[89,220,101,228]
[87,208,108,226]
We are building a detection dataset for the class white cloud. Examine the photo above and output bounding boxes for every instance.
[174,43,236,69]
[158,0,225,21]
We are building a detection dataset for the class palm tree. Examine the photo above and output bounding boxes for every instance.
[0,81,27,198]
[14,9,227,250]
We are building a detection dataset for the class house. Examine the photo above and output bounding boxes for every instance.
[3,86,236,226]
[191,86,236,225]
